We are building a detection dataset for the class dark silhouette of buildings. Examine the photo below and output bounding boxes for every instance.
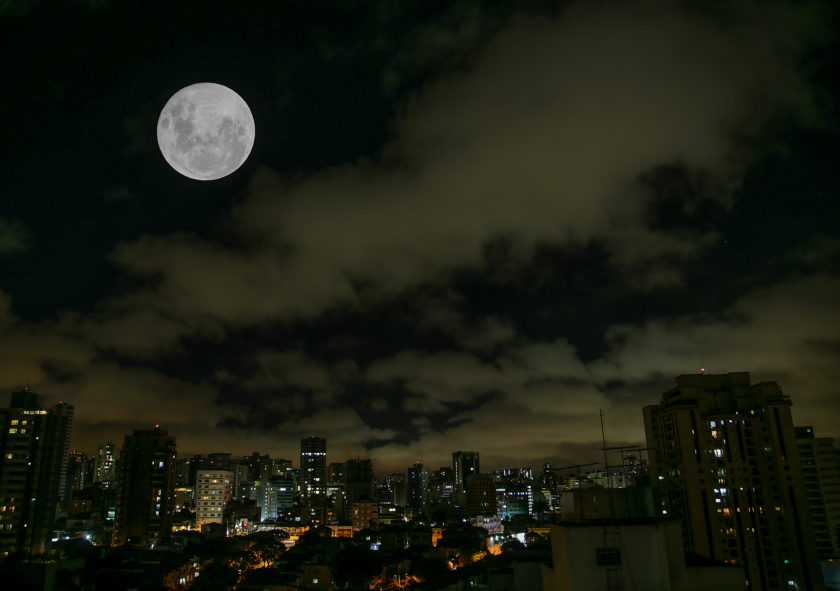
[0,389,73,556]
[344,458,374,520]
[796,425,840,559]
[452,451,479,507]
[112,426,176,547]
[300,437,326,500]
[644,372,825,590]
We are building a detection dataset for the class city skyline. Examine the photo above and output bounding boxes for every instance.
[5,369,835,477]
[1,1,839,471]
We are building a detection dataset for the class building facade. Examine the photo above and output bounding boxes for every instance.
[93,441,116,488]
[796,426,840,559]
[112,426,177,547]
[195,470,233,527]
[0,390,73,556]
[644,372,825,590]
[300,437,327,500]
[452,451,479,507]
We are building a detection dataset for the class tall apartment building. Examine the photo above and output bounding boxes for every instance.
[345,459,374,506]
[796,426,840,559]
[379,473,407,507]
[300,437,326,500]
[195,470,233,527]
[452,451,479,506]
[93,441,116,488]
[429,467,453,505]
[0,390,73,556]
[644,372,824,590]
[467,474,497,516]
[407,461,430,516]
[112,426,177,547]
[65,450,89,500]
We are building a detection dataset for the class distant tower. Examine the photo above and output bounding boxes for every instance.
[0,390,73,556]
[93,442,116,488]
[344,458,374,520]
[65,450,89,499]
[407,461,430,517]
[644,372,825,590]
[300,437,326,500]
[452,451,479,506]
[112,426,177,547]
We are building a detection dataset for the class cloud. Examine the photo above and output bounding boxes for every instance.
[105,0,822,346]
[2,1,833,469]
[590,274,840,436]
[0,219,27,254]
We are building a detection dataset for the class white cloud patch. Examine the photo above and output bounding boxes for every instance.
[105,0,820,343]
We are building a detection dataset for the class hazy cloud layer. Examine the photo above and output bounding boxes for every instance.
[0,219,27,254]
[0,0,836,470]
[111,0,819,332]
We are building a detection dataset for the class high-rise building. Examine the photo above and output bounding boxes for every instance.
[452,451,479,507]
[273,476,295,515]
[273,458,293,477]
[429,467,453,505]
[796,426,840,559]
[300,437,326,500]
[93,441,116,488]
[195,470,233,527]
[644,372,825,590]
[345,459,374,507]
[0,390,73,556]
[467,474,497,516]
[407,461,430,516]
[112,426,177,547]
[379,473,407,507]
[495,469,534,519]
[245,452,273,483]
[65,450,89,500]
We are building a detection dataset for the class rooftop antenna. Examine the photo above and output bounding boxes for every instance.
[600,409,609,474]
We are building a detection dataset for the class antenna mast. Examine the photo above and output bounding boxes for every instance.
[600,409,609,474]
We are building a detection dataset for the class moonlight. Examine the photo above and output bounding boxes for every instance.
[157,83,255,181]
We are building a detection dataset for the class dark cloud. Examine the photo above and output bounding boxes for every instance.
[0,1,837,470]
[0,219,28,254]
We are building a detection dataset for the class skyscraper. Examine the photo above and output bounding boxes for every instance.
[112,426,177,547]
[644,372,825,590]
[452,451,479,507]
[0,390,73,556]
[796,426,840,559]
[300,437,326,500]
[93,441,116,488]
[64,450,89,500]
[407,461,430,517]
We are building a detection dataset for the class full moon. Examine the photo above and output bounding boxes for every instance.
[157,83,255,181]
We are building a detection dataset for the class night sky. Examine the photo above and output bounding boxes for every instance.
[1,0,838,472]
